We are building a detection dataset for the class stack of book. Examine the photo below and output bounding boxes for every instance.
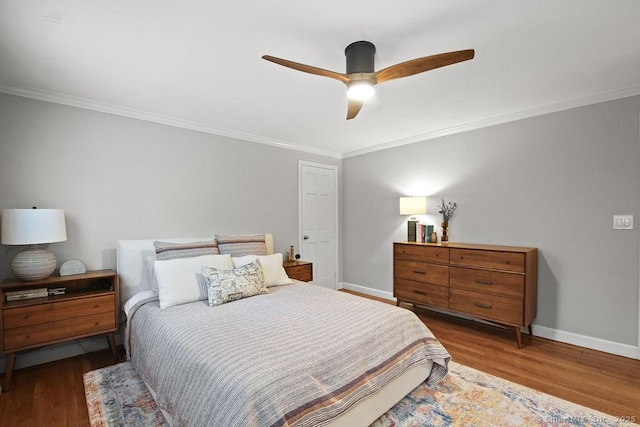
[413,223,435,243]
[5,288,48,302]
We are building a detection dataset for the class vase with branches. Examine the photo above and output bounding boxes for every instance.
[438,198,457,241]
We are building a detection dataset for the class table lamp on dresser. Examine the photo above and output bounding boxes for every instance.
[1,208,67,281]
[399,196,426,242]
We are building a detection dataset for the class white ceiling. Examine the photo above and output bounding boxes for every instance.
[1,0,640,158]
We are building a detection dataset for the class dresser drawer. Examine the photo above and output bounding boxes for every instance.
[3,295,115,329]
[450,248,525,273]
[450,267,524,299]
[394,244,449,264]
[394,259,449,287]
[449,288,523,325]
[394,279,449,309]
[3,312,116,351]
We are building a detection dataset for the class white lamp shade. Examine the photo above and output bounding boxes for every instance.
[399,197,427,216]
[1,209,67,245]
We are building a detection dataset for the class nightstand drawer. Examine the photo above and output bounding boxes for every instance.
[3,311,116,351]
[450,267,524,299]
[394,279,448,309]
[3,295,115,329]
[449,288,523,325]
[283,262,313,282]
[286,265,312,281]
[394,244,449,263]
[450,248,525,273]
[394,259,449,287]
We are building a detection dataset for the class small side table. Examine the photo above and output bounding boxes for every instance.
[283,261,313,282]
[0,270,119,392]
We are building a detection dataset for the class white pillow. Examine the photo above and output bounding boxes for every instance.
[154,254,233,309]
[232,253,293,287]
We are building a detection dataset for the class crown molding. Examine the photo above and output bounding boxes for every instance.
[0,83,343,160]
[3,82,640,161]
[342,84,640,158]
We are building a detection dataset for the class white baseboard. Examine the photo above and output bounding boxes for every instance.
[0,334,121,374]
[339,282,396,301]
[532,325,638,359]
[339,282,639,360]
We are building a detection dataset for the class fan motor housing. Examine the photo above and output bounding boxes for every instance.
[345,41,376,74]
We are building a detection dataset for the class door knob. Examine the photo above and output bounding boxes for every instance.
[303,235,309,240]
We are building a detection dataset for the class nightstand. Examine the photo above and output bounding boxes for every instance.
[0,270,119,392]
[283,261,313,282]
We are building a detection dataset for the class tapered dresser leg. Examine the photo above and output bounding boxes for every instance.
[515,327,522,349]
[2,352,16,392]
[107,332,118,362]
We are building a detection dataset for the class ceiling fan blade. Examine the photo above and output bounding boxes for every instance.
[374,49,475,84]
[262,55,349,84]
[346,99,364,120]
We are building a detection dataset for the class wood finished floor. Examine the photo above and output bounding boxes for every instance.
[0,291,638,426]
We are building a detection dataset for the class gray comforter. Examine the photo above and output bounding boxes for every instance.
[126,282,450,427]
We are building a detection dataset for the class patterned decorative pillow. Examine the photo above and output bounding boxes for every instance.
[215,234,267,256]
[203,259,268,306]
[154,240,219,260]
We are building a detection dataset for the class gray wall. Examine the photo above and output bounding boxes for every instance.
[1,90,639,365]
[343,95,640,349]
[0,93,340,369]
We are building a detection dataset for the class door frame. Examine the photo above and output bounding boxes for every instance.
[298,160,339,286]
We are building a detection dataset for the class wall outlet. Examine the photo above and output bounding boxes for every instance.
[613,215,633,229]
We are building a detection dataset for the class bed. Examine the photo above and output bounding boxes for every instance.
[117,234,450,427]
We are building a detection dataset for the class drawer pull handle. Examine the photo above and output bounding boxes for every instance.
[474,302,492,309]
[94,304,100,308]
[460,256,464,260]
[474,279,493,285]
[413,271,426,275]
[95,322,100,326]
[413,290,426,295]
[505,260,510,264]
[24,315,30,319]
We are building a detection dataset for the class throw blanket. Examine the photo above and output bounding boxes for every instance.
[126,283,450,427]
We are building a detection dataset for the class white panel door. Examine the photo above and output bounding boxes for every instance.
[299,161,338,289]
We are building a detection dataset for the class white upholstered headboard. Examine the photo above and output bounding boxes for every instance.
[116,234,274,306]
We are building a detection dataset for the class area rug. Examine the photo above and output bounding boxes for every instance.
[83,362,168,427]
[84,361,636,427]
[373,362,637,427]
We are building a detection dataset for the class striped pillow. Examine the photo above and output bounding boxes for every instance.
[215,234,268,256]
[153,240,219,260]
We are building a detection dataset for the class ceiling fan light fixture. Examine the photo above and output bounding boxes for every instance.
[347,80,375,101]
[263,42,474,120]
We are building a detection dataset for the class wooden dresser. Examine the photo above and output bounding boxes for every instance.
[0,270,118,392]
[394,242,538,348]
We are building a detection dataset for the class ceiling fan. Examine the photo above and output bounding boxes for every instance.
[262,41,474,120]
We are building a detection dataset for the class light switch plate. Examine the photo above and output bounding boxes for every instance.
[613,215,633,229]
